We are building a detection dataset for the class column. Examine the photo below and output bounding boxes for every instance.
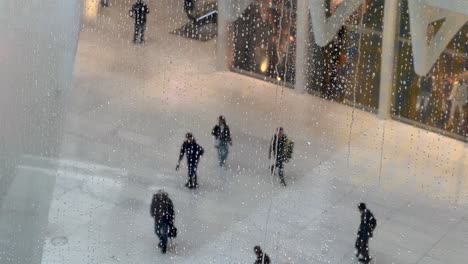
[378,0,399,119]
[216,3,229,72]
[294,0,309,93]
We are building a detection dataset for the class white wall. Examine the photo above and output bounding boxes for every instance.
[0,1,82,262]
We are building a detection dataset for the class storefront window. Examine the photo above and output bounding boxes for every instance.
[231,0,297,85]
[306,0,383,111]
[392,0,468,138]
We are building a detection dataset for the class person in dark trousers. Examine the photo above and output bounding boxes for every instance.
[184,0,196,22]
[176,133,204,189]
[150,190,175,254]
[129,0,149,43]
[355,203,377,263]
[254,246,271,264]
[211,115,232,167]
[269,127,287,186]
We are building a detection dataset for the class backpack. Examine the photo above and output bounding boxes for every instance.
[369,215,377,231]
[283,137,294,162]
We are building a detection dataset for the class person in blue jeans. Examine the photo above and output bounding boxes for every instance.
[150,190,175,253]
[211,116,232,167]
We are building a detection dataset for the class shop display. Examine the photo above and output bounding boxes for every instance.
[231,0,297,85]
[392,0,467,138]
[306,0,384,111]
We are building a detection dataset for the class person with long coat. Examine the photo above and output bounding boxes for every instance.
[150,190,175,253]
[269,127,287,186]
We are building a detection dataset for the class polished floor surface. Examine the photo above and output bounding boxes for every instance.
[2,1,467,263]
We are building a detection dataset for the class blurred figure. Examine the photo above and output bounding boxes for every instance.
[269,127,293,186]
[100,0,109,7]
[355,203,377,263]
[176,133,204,189]
[150,190,176,254]
[448,78,467,125]
[254,246,271,264]
[184,0,196,21]
[211,115,232,167]
[129,0,150,43]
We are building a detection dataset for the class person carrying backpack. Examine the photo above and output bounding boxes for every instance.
[269,127,293,186]
[150,190,176,254]
[176,133,204,189]
[355,202,377,263]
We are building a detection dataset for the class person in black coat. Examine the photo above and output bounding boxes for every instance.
[355,203,376,263]
[150,190,175,253]
[254,246,271,264]
[211,115,232,167]
[269,127,287,186]
[176,133,204,189]
[130,0,150,43]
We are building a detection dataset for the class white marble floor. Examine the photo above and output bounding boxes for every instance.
[6,1,468,263]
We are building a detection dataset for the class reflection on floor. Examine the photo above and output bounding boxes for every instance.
[171,21,218,41]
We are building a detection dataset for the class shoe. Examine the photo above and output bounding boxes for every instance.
[358,257,372,263]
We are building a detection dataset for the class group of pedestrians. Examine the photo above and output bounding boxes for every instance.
[175,116,293,189]
[150,115,382,263]
[150,192,377,263]
[126,0,196,44]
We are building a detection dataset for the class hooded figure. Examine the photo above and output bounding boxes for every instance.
[211,115,232,167]
[176,133,204,189]
[150,190,175,253]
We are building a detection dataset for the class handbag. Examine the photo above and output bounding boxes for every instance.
[168,226,177,238]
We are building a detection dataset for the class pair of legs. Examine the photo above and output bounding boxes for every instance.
[155,220,169,253]
[355,237,371,263]
[270,160,286,186]
[186,163,198,188]
[449,101,465,124]
[217,143,229,167]
[133,24,146,43]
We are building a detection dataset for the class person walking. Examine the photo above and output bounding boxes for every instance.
[150,190,176,254]
[269,127,293,186]
[211,115,232,167]
[355,203,377,263]
[176,133,204,189]
[254,246,271,264]
[129,0,150,43]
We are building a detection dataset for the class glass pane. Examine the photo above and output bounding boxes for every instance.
[392,2,468,138]
[231,0,297,85]
[306,1,383,111]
